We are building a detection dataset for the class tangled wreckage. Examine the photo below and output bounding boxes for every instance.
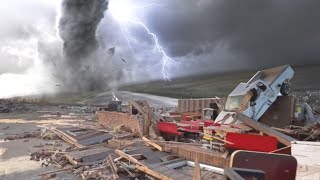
[1,65,320,180]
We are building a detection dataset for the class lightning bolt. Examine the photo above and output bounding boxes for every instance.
[118,23,135,54]
[109,0,176,81]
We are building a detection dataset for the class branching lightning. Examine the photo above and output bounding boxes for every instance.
[109,0,175,81]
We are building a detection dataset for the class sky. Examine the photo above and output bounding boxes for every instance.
[0,0,320,97]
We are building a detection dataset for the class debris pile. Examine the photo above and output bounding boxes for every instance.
[0,98,34,113]
[60,105,97,113]
[5,130,42,141]
[25,65,320,179]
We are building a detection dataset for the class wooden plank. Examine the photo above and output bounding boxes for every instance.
[235,113,296,146]
[54,128,78,142]
[269,146,291,154]
[135,165,174,180]
[165,144,229,168]
[129,99,146,115]
[193,155,201,180]
[107,155,119,180]
[118,161,135,177]
[52,129,84,148]
[114,149,144,166]
[142,136,163,151]
[221,150,229,159]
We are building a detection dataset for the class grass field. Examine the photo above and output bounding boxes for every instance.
[120,65,320,100]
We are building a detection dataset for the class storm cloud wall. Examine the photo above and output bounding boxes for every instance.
[58,0,109,91]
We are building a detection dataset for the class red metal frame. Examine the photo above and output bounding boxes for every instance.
[226,132,278,152]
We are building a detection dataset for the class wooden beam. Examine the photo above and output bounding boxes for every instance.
[193,155,201,180]
[107,155,119,180]
[221,150,229,159]
[135,165,174,180]
[142,136,163,151]
[52,129,84,148]
[115,149,173,180]
[235,113,296,146]
[129,99,146,115]
[269,146,291,153]
[114,149,144,166]
[129,99,149,135]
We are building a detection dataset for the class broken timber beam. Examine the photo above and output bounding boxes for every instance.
[114,149,144,166]
[129,99,147,115]
[135,165,174,180]
[107,155,119,180]
[142,136,163,151]
[115,149,173,180]
[129,99,150,135]
[51,129,84,148]
[193,154,201,180]
[235,113,296,146]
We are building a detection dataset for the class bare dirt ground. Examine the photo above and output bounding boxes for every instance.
[0,91,177,180]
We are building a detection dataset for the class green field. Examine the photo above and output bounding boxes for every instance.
[120,65,320,99]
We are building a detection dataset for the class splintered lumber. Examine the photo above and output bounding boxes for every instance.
[129,99,147,115]
[221,151,229,158]
[269,146,291,154]
[235,113,296,146]
[51,129,84,148]
[114,149,144,166]
[115,149,173,180]
[107,155,119,180]
[164,144,229,167]
[135,165,174,180]
[119,161,135,177]
[142,136,163,151]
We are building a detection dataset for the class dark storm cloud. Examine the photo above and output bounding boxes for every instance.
[143,0,320,75]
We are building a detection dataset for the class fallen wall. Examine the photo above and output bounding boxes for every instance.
[163,144,229,168]
[96,111,142,136]
[177,97,225,113]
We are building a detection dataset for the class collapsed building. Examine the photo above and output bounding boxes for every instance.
[1,65,319,179]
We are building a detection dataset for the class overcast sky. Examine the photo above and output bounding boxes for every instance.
[0,0,320,96]
[102,0,320,79]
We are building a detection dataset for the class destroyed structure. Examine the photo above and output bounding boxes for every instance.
[1,65,320,180]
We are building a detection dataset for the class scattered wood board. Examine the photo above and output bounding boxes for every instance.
[142,136,163,151]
